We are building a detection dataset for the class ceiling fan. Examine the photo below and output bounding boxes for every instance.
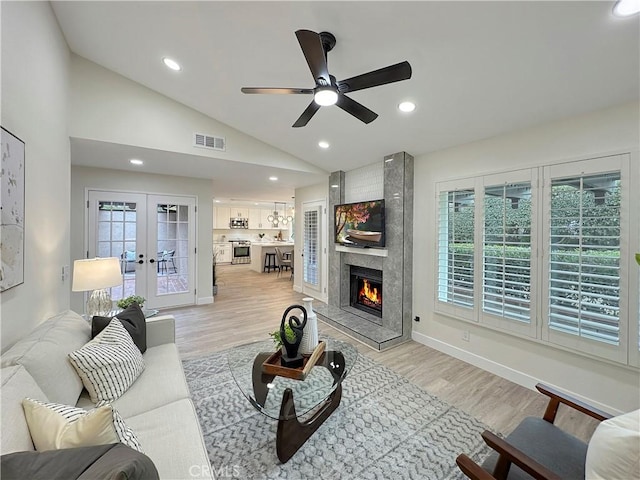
[241,30,412,128]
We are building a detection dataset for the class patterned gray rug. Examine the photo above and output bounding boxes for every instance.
[183,345,491,479]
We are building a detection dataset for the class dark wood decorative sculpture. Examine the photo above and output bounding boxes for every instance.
[279,305,307,368]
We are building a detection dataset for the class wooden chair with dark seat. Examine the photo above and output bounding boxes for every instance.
[456,383,618,480]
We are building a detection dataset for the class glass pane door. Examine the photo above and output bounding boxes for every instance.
[88,192,148,306]
[148,195,196,308]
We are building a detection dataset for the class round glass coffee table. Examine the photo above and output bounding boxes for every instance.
[228,336,358,463]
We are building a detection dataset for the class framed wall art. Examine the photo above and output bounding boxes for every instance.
[1,127,25,292]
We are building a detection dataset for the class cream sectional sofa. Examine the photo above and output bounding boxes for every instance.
[1,310,213,480]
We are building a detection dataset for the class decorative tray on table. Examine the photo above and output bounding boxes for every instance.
[262,341,326,380]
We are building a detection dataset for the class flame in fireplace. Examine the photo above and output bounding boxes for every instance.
[359,279,382,308]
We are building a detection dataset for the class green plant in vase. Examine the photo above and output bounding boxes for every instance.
[117,295,146,309]
[269,323,296,350]
[636,253,640,266]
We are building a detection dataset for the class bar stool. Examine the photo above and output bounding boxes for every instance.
[263,251,278,273]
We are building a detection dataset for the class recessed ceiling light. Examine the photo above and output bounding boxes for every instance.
[269,176,278,181]
[398,101,416,113]
[130,159,143,165]
[613,0,640,16]
[318,141,330,149]
[162,57,182,71]
[214,200,221,203]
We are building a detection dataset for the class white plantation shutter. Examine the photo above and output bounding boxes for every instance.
[303,208,319,286]
[437,188,475,317]
[548,172,621,343]
[483,181,533,325]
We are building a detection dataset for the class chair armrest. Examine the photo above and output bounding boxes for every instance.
[481,431,562,480]
[145,315,175,347]
[456,454,497,480]
[535,383,612,423]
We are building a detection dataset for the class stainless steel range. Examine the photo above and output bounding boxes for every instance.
[230,240,251,264]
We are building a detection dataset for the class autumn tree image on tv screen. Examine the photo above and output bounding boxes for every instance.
[334,200,385,247]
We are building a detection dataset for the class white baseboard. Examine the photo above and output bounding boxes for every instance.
[411,330,623,416]
[197,296,214,305]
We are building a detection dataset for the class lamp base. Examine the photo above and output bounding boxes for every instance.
[87,289,114,317]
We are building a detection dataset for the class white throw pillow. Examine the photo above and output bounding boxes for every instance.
[22,398,143,452]
[68,318,145,406]
[585,409,640,480]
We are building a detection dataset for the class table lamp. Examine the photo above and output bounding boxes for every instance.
[72,257,123,317]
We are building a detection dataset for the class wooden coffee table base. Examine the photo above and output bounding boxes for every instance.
[276,384,343,463]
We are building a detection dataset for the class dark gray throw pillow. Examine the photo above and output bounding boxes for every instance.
[92,303,147,353]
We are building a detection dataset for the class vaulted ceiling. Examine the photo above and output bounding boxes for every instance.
[52,1,639,202]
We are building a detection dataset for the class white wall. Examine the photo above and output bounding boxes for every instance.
[70,166,213,312]
[0,2,71,351]
[294,180,329,298]
[412,102,640,413]
[69,55,323,174]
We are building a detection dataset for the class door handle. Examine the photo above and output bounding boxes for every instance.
[149,259,155,264]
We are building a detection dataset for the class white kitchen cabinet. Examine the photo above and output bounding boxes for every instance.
[213,243,232,264]
[214,207,230,229]
[231,207,249,218]
[248,208,262,229]
[261,209,277,229]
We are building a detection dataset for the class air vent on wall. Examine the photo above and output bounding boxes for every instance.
[193,132,226,152]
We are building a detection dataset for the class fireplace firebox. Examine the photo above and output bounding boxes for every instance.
[350,266,383,318]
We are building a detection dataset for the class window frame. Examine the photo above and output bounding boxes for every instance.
[433,154,636,367]
[479,169,539,338]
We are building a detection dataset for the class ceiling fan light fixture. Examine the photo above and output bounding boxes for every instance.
[314,87,338,106]
[613,0,640,16]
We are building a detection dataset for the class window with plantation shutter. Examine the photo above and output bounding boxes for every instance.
[437,189,475,314]
[483,181,533,325]
[547,172,621,344]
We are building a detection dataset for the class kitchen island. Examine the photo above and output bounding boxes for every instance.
[250,242,294,273]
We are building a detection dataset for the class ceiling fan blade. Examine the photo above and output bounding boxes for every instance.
[295,30,330,85]
[292,101,321,128]
[338,61,412,93]
[241,87,313,95]
[336,93,378,124]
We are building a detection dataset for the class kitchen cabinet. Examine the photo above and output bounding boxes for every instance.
[231,207,249,218]
[248,208,262,229]
[213,243,232,264]
[213,207,230,229]
[261,209,277,229]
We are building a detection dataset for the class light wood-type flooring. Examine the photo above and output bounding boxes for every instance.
[163,264,600,444]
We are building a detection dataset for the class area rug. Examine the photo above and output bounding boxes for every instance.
[183,344,492,480]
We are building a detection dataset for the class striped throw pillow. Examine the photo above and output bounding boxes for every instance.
[22,397,143,452]
[68,318,145,406]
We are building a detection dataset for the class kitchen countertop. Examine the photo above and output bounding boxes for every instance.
[250,242,294,272]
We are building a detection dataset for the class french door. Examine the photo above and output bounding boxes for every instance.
[87,191,197,309]
[302,200,327,301]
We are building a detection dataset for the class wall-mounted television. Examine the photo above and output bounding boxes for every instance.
[334,199,385,248]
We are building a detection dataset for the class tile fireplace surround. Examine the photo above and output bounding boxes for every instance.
[315,152,414,351]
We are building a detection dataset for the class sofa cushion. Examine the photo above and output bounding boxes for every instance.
[1,366,48,454]
[125,399,213,480]
[69,319,145,406]
[76,343,191,418]
[92,303,147,353]
[0,311,90,406]
[585,409,640,480]
[1,443,159,480]
[22,398,143,453]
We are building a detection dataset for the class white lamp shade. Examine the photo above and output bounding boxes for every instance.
[72,257,123,292]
